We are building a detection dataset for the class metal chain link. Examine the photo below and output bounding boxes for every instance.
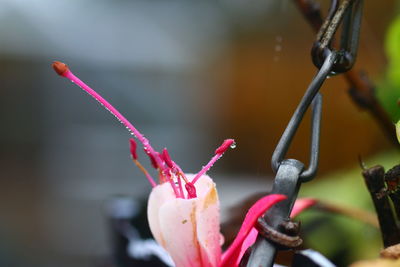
[245,0,364,266]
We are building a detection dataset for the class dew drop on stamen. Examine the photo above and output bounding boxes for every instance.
[230,142,236,149]
[75,82,137,137]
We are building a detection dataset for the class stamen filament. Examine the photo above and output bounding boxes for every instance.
[179,172,189,184]
[191,139,235,184]
[132,159,157,187]
[52,61,165,169]
[168,178,181,198]
[191,154,221,184]
[177,175,185,199]
[161,169,180,198]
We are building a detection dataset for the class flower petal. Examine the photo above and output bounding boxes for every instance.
[239,227,258,259]
[147,181,176,247]
[148,175,221,267]
[290,198,317,218]
[220,194,286,267]
[195,178,221,267]
[158,197,203,266]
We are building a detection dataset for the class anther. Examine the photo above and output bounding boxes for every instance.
[129,138,138,160]
[191,139,236,184]
[215,139,235,155]
[52,61,69,76]
[185,183,197,199]
[162,148,174,168]
[145,150,159,169]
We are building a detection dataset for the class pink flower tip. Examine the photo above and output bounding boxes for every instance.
[129,138,138,160]
[52,61,69,76]
[162,148,174,168]
[215,139,235,155]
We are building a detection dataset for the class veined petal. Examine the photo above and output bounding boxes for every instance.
[148,175,221,267]
[220,194,286,267]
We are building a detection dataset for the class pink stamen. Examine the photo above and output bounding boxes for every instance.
[176,175,185,199]
[52,61,166,173]
[215,139,235,154]
[162,148,174,168]
[52,61,187,196]
[185,183,197,198]
[170,181,180,198]
[168,176,181,198]
[129,139,157,187]
[52,62,163,164]
[129,138,138,160]
[132,159,157,188]
[191,139,235,184]
[145,149,159,169]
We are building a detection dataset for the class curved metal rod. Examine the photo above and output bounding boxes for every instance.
[312,0,363,72]
[271,51,337,182]
[315,0,339,41]
[337,0,363,72]
[301,92,322,181]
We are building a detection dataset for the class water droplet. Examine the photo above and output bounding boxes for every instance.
[230,142,236,149]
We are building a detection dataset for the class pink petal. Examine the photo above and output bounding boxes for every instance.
[290,198,317,218]
[220,194,286,267]
[239,227,258,259]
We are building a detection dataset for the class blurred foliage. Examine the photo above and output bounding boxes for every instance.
[297,150,400,265]
[377,13,400,122]
[396,120,400,143]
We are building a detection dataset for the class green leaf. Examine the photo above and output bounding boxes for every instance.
[377,15,400,121]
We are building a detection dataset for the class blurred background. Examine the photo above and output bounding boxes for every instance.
[1,0,399,266]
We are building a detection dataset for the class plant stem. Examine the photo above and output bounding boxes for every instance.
[384,165,400,220]
[362,165,400,247]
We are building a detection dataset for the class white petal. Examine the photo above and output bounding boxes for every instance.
[195,177,221,267]
[147,181,176,247]
[158,197,202,267]
[147,175,221,267]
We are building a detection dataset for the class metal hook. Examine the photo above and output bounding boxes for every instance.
[271,51,336,182]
